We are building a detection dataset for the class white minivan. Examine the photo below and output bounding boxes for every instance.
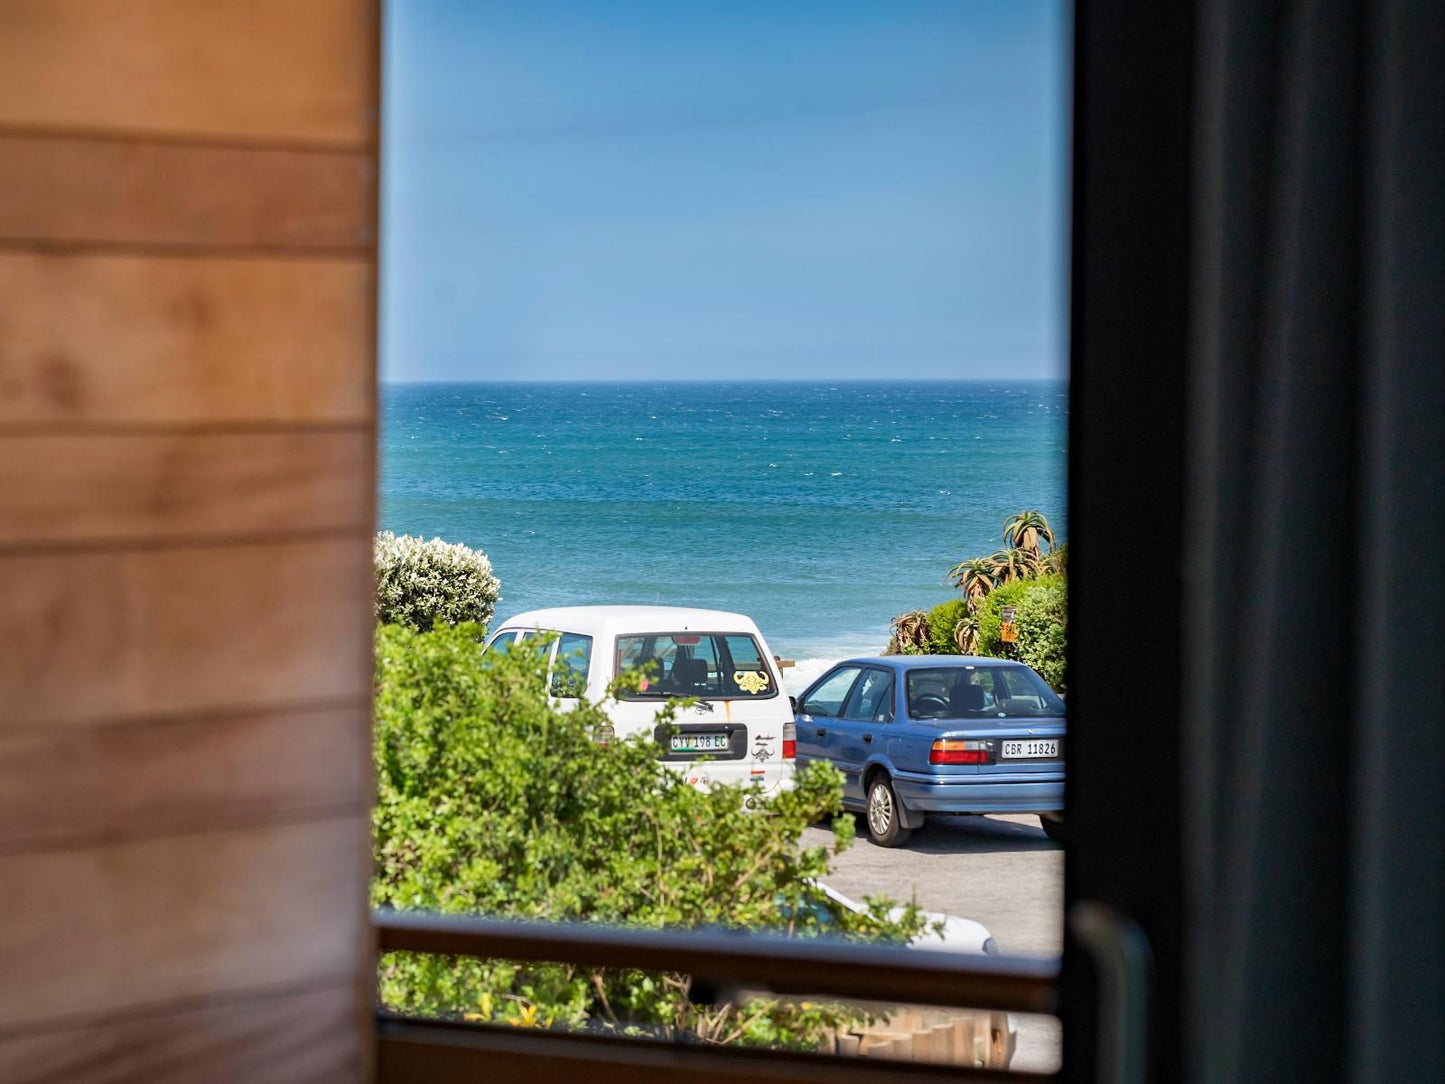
[485,606,796,800]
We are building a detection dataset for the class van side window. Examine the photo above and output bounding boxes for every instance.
[550,633,592,697]
[484,629,519,653]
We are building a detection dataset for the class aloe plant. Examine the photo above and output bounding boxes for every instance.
[946,557,997,605]
[1002,510,1057,560]
[887,610,932,655]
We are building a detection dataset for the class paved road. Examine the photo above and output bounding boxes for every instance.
[800,812,1063,1074]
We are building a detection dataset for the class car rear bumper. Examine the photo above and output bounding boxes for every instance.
[890,773,1064,814]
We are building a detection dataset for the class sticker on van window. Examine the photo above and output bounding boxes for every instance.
[734,670,770,694]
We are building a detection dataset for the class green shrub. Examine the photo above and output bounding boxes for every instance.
[975,575,1067,692]
[373,623,929,1047]
[374,532,500,630]
[926,598,969,654]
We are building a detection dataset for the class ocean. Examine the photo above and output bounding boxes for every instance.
[379,381,1067,690]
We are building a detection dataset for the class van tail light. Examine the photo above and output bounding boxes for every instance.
[930,739,989,765]
[782,721,797,760]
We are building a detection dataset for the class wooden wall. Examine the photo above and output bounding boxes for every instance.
[0,2,378,1080]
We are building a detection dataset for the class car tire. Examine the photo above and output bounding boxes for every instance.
[865,776,912,847]
[1039,814,1065,842]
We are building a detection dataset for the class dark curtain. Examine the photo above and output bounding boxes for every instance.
[1184,1,1443,1080]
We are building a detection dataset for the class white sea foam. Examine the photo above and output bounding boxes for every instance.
[776,629,890,694]
[782,657,844,694]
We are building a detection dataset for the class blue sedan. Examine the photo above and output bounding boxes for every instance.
[793,656,1065,847]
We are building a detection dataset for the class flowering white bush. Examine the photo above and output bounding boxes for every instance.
[374,532,500,631]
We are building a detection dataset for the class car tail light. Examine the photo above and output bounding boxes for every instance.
[782,721,796,760]
[930,739,989,764]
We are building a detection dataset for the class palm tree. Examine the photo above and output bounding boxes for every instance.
[1003,510,1057,560]
[946,557,997,606]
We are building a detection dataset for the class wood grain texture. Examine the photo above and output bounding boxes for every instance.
[0,703,370,854]
[0,817,371,1029]
[0,133,374,251]
[0,980,367,1084]
[0,251,372,426]
[0,430,372,548]
[0,1,380,1072]
[0,0,376,145]
[0,536,373,730]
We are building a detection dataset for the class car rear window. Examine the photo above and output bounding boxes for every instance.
[906,665,1065,719]
[615,633,777,700]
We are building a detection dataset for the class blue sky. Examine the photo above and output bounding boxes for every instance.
[382,1,1069,382]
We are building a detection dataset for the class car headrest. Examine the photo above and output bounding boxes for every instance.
[949,682,986,713]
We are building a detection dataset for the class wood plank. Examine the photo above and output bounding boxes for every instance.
[0,430,372,548]
[0,703,370,854]
[0,251,372,425]
[0,0,376,146]
[0,537,373,730]
[0,816,371,1030]
[0,980,366,1084]
[0,134,374,251]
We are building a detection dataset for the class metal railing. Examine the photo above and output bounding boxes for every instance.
[374,910,1060,1082]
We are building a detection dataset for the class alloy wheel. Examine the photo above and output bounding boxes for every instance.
[868,781,893,837]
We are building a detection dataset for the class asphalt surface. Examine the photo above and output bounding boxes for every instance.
[800,812,1064,1074]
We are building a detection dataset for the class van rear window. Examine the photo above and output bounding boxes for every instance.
[615,633,777,700]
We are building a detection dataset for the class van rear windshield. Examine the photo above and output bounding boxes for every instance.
[615,633,777,700]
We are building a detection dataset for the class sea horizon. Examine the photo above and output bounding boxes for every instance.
[379,379,1067,685]
[381,377,1066,384]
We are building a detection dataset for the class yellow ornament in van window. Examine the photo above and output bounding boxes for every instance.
[734,670,770,694]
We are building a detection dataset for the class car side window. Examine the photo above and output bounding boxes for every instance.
[800,667,862,718]
[843,668,894,722]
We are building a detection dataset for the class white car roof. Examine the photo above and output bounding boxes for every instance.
[496,605,765,639]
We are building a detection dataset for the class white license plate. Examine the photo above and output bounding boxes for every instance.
[670,732,730,753]
[1002,739,1059,759]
